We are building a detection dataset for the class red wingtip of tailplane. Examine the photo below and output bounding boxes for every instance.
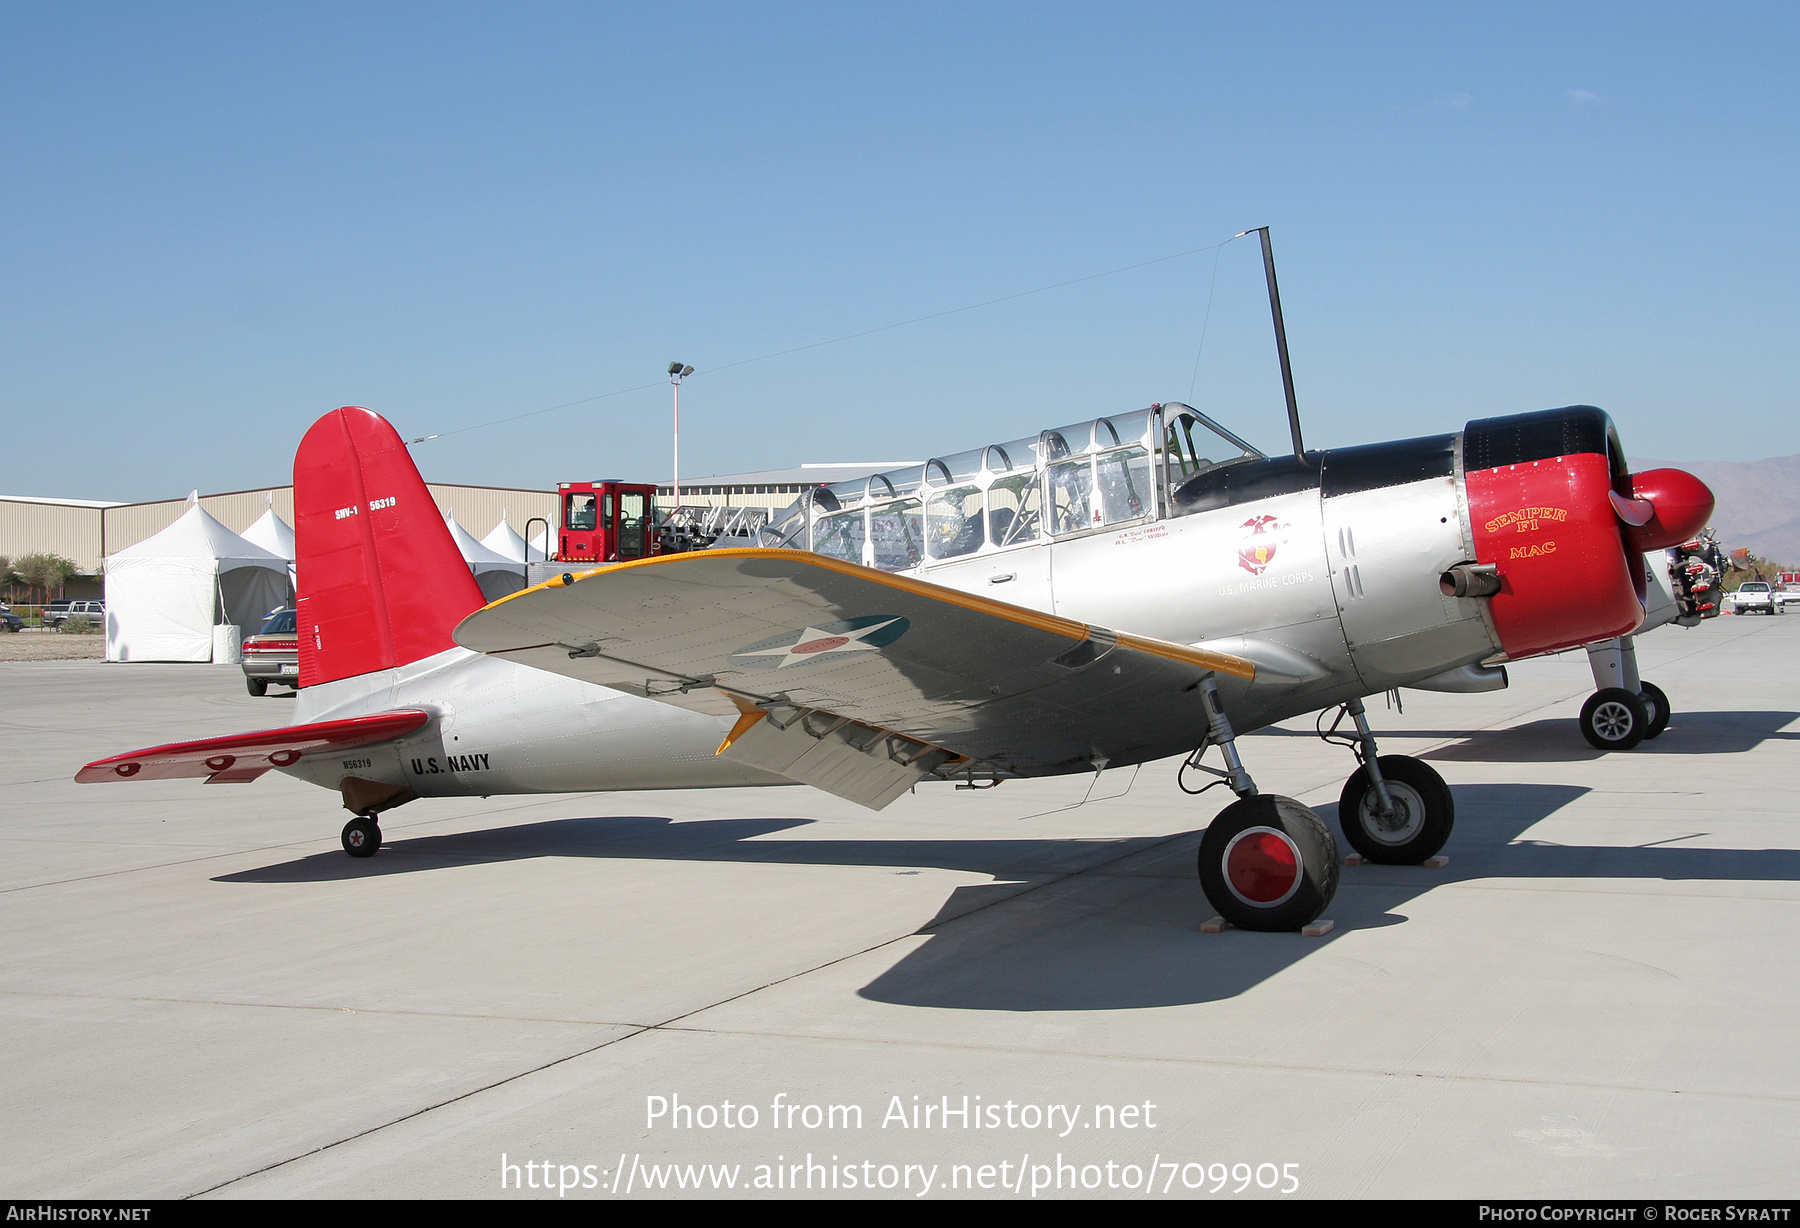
[294,408,485,687]
[75,710,431,784]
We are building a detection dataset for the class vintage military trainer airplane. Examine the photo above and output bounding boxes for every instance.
[77,399,1713,933]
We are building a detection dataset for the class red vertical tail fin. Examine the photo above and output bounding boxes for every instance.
[294,407,485,687]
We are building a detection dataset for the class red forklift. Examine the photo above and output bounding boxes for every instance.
[531,480,664,567]
[525,479,769,582]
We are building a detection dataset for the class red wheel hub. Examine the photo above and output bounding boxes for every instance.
[1224,828,1301,905]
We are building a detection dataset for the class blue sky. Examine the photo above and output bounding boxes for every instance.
[3,2,1795,500]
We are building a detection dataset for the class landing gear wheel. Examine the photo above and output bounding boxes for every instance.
[246,677,268,697]
[1338,755,1454,865]
[1638,681,1671,741]
[341,816,381,858]
[1197,794,1338,931]
[1580,687,1650,751]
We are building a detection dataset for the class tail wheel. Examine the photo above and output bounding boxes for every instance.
[1197,795,1338,931]
[1338,755,1454,865]
[1639,681,1671,740]
[1580,687,1650,751]
[341,816,382,858]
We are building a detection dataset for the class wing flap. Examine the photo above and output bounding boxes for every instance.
[716,706,962,811]
[76,710,430,784]
[457,549,1255,778]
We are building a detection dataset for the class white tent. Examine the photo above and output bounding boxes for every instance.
[481,511,549,563]
[240,505,298,591]
[480,513,530,563]
[446,512,527,601]
[240,505,295,561]
[105,505,294,662]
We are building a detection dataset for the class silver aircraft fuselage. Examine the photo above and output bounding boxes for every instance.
[288,403,1680,805]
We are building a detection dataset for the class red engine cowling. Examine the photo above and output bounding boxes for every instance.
[1461,407,1714,661]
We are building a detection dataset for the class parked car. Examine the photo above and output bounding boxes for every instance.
[242,607,299,695]
[1732,582,1782,615]
[46,599,105,629]
[1777,582,1800,609]
[0,604,21,633]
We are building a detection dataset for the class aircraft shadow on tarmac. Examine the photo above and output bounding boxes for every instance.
[1259,710,1800,764]
[217,779,1800,1011]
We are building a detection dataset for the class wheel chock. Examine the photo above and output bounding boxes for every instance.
[1200,916,1230,933]
[1424,855,1450,868]
[1343,853,1365,866]
[1301,919,1335,937]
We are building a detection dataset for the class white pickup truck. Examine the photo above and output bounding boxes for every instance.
[1733,581,1784,615]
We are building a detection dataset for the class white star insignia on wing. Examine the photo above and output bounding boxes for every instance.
[734,618,905,668]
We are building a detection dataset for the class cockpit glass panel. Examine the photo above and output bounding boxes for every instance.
[1093,418,1122,448]
[1039,429,1075,462]
[814,510,866,564]
[1048,458,1095,535]
[936,447,986,482]
[992,436,1039,470]
[1108,408,1156,448]
[1164,410,1261,484]
[760,500,807,548]
[925,486,984,560]
[987,472,1041,547]
[824,477,869,508]
[882,465,927,499]
[1096,447,1152,524]
[869,499,923,571]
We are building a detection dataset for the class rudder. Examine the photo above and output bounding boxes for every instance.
[294,407,485,687]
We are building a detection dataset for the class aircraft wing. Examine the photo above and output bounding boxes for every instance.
[454,548,1255,809]
[76,711,431,785]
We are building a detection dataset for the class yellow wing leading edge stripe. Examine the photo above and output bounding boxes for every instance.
[480,547,1255,681]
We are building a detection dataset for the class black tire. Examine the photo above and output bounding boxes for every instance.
[341,817,381,858]
[1338,755,1454,865]
[1580,687,1650,750]
[246,676,268,697]
[1639,681,1671,740]
[1197,794,1338,931]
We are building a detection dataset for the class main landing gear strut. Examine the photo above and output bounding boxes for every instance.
[1181,677,1339,932]
[1318,697,1454,865]
[1580,636,1670,751]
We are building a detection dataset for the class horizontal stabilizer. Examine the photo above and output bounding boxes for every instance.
[76,710,430,785]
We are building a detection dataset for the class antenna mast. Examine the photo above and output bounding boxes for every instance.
[1237,227,1305,459]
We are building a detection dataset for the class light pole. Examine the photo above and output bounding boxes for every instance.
[667,361,693,508]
